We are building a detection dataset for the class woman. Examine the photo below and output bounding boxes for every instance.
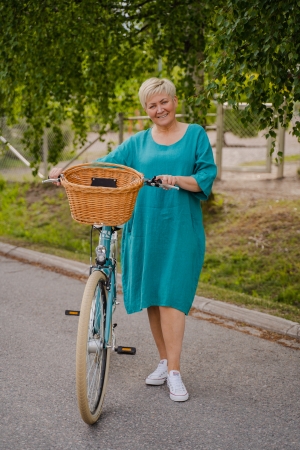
[50,78,217,402]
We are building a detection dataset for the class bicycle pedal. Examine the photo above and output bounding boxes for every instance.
[65,310,80,316]
[115,346,136,355]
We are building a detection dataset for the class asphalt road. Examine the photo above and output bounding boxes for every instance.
[1,256,299,450]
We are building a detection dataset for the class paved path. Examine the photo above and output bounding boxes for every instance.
[1,242,299,341]
[1,256,300,450]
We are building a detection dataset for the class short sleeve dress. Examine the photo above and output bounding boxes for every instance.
[98,124,217,315]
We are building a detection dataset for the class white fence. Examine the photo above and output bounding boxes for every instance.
[1,104,297,181]
[118,103,290,180]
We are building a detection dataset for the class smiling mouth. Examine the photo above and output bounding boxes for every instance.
[157,113,168,118]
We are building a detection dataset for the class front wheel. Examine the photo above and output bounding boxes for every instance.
[76,270,111,424]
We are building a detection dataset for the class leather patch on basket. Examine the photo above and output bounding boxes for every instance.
[91,178,117,188]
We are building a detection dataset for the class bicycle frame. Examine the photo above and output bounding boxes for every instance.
[90,225,118,348]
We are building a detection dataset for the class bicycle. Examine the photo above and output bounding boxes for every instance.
[44,163,178,424]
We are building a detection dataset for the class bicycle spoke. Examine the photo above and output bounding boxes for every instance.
[84,284,106,412]
[87,362,99,406]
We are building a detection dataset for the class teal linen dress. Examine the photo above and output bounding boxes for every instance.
[98,124,217,315]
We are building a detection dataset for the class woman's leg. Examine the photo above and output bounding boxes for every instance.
[147,306,188,401]
[147,306,167,360]
[148,305,185,372]
[159,306,185,372]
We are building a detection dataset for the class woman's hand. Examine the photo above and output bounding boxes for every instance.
[49,167,63,186]
[155,175,201,192]
[155,175,177,189]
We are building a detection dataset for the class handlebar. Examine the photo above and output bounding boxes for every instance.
[42,178,61,184]
[43,174,179,190]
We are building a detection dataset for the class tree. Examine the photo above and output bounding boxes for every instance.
[0,1,137,167]
[0,0,216,169]
[197,0,300,154]
[123,1,215,97]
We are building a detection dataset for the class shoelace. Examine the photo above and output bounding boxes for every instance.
[168,375,186,393]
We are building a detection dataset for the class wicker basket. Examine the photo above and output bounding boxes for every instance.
[61,162,144,225]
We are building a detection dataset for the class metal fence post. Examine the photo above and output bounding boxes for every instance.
[216,103,223,180]
[277,116,286,179]
[266,135,272,173]
[118,113,124,145]
[42,129,48,178]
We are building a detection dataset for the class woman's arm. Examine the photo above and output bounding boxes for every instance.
[155,175,201,192]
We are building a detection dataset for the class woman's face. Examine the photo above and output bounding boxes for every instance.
[145,93,178,127]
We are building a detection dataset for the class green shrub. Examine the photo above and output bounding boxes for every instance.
[0,176,6,191]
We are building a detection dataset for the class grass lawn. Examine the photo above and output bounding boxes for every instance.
[0,178,299,322]
[199,192,300,322]
[240,154,300,166]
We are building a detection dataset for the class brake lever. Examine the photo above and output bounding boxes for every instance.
[144,176,179,190]
[150,176,162,187]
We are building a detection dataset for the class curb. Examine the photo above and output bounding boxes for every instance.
[0,241,90,277]
[193,296,299,341]
[1,241,299,341]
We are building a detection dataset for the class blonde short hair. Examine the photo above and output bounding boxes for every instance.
[138,78,176,109]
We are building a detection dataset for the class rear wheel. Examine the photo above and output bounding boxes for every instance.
[76,271,111,424]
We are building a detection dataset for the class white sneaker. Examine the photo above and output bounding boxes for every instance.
[145,359,168,385]
[167,370,189,401]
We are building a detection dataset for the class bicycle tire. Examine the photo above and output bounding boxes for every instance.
[76,270,111,424]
